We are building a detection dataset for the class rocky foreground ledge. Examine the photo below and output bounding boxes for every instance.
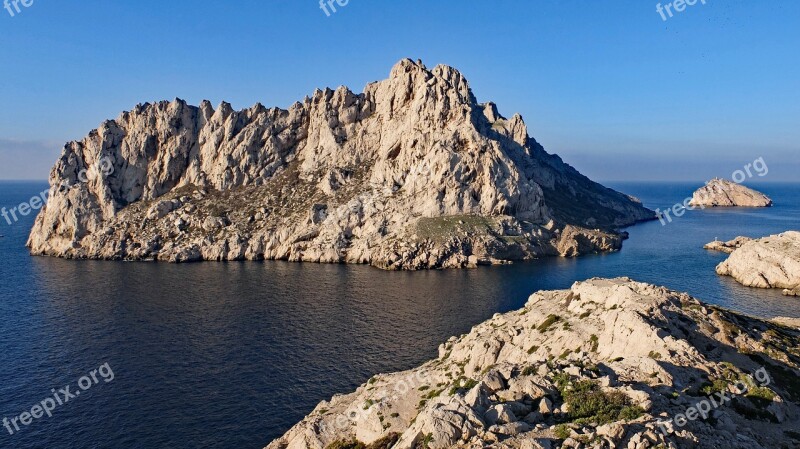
[715,231,800,296]
[689,178,772,208]
[28,59,652,269]
[266,278,800,449]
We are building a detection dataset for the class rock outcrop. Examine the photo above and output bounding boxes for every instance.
[716,231,800,295]
[266,278,800,449]
[689,179,772,208]
[28,59,653,269]
[772,317,800,328]
[704,236,753,254]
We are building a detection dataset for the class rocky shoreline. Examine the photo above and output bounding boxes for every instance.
[266,278,800,449]
[703,236,752,254]
[27,59,653,269]
[715,231,800,295]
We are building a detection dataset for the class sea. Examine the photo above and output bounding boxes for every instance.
[1,181,798,448]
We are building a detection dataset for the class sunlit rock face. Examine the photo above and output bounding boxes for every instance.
[28,59,653,269]
[690,178,772,208]
[716,231,800,294]
[266,278,800,449]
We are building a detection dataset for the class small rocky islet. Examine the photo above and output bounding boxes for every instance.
[689,178,772,208]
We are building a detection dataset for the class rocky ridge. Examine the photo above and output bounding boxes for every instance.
[716,231,800,296]
[689,179,772,208]
[703,236,753,254]
[28,59,653,269]
[266,278,800,449]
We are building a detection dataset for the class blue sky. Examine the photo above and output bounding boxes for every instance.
[0,0,798,181]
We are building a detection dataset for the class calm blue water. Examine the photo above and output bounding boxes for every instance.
[1,181,798,448]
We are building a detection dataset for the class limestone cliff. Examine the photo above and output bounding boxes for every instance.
[266,278,800,449]
[28,59,654,268]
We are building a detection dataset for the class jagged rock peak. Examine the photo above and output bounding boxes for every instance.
[28,59,654,268]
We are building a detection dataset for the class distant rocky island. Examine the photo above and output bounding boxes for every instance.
[267,278,800,449]
[714,231,800,296]
[27,59,653,269]
[689,178,772,208]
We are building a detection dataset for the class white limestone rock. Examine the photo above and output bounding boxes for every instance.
[265,278,800,449]
[28,59,653,269]
[689,178,772,208]
[716,231,800,290]
[704,236,753,254]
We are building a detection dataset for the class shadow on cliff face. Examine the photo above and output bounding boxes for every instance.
[469,100,655,231]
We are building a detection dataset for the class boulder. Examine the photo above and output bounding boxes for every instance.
[716,231,800,290]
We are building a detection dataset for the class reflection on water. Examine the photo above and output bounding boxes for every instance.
[1,182,798,448]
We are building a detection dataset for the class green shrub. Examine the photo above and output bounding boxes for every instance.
[552,372,571,390]
[589,334,599,352]
[367,433,400,449]
[537,315,561,332]
[448,377,478,395]
[326,440,366,449]
[554,424,571,439]
[700,379,729,396]
[560,380,642,424]
[618,405,645,420]
[412,433,434,449]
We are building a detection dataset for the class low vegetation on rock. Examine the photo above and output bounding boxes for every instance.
[266,278,800,449]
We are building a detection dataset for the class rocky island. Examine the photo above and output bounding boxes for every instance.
[27,59,653,269]
[266,278,800,449]
[689,179,772,208]
[715,231,800,296]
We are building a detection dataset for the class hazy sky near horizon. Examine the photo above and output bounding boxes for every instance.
[0,1,798,182]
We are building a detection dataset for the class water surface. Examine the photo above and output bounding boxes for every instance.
[1,181,798,448]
